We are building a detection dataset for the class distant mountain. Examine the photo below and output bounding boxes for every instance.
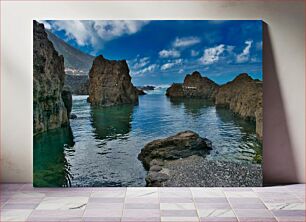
[46,30,94,75]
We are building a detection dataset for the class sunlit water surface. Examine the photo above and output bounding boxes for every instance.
[34,90,262,187]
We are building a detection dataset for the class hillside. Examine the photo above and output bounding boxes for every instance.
[46,30,94,75]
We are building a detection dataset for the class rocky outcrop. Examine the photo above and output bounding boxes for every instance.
[215,73,263,140]
[33,21,69,135]
[88,55,139,106]
[166,72,263,140]
[138,131,212,170]
[166,71,219,100]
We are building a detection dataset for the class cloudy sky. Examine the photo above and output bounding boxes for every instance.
[41,20,262,86]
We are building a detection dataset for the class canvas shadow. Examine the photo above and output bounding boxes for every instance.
[262,22,298,185]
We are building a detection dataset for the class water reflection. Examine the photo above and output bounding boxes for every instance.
[215,107,262,163]
[90,104,134,141]
[168,97,214,117]
[33,126,74,187]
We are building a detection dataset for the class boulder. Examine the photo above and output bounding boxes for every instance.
[88,55,139,106]
[215,73,263,140]
[33,21,69,135]
[166,71,219,100]
[138,130,212,170]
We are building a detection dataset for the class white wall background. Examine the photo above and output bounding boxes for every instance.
[1,1,305,184]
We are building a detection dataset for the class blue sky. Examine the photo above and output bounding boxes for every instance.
[41,20,262,86]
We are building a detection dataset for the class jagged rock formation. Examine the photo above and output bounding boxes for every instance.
[88,55,139,106]
[33,21,69,135]
[166,72,263,140]
[166,71,219,100]
[215,73,263,140]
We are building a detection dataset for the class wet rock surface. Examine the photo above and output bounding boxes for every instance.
[138,130,212,170]
[33,21,69,135]
[88,55,139,106]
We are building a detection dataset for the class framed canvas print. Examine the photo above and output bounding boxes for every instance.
[33,20,263,187]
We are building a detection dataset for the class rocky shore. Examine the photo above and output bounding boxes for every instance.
[138,131,262,187]
[166,71,263,140]
[88,55,139,106]
[33,21,71,135]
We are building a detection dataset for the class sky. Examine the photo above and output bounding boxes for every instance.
[40,20,262,86]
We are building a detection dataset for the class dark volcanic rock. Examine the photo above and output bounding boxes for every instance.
[166,71,219,100]
[33,21,69,135]
[88,55,139,106]
[166,83,184,97]
[215,73,263,140]
[138,131,212,170]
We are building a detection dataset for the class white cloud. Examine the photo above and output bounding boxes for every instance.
[49,20,149,48]
[159,49,180,58]
[37,20,51,30]
[236,40,253,63]
[173,36,201,48]
[191,50,199,57]
[132,57,150,69]
[133,64,158,76]
[161,59,182,70]
[199,44,225,65]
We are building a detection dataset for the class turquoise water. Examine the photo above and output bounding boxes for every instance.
[33,91,262,187]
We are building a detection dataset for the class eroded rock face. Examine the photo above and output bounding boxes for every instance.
[33,21,69,135]
[138,131,212,170]
[88,55,139,106]
[215,73,263,140]
[166,71,219,100]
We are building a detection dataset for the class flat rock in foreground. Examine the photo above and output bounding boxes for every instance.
[88,55,139,106]
[138,131,212,170]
